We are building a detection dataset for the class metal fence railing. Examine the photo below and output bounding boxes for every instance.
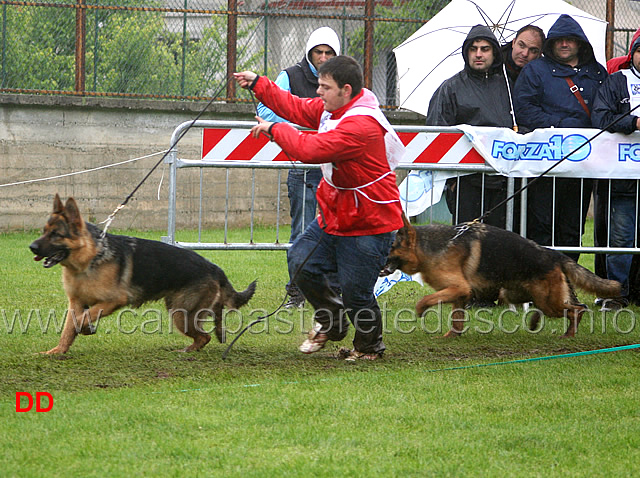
[1,1,633,109]
[163,121,640,261]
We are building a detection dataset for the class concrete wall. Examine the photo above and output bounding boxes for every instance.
[0,94,424,232]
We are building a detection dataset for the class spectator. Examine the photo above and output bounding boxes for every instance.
[501,25,545,83]
[514,14,607,260]
[593,27,640,300]
[234,56,404,361]
[426,24,515,229]
[606,28,640,74]
[257,26,341,309]
[591,35,640,310]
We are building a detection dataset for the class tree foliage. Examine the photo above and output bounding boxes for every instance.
[0,4,262,97]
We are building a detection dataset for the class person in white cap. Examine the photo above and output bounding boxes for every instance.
[257,26,341,309]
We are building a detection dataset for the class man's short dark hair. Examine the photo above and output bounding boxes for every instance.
[318,55,363,97]
[515,25,545,45]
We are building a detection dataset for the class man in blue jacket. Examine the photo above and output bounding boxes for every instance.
[514,14,606,260]
[591,36,640,310]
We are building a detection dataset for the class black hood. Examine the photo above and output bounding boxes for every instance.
[543,14,595,66]
[462,24,503,75]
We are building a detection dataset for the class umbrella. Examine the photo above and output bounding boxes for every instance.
[394,0,608,117]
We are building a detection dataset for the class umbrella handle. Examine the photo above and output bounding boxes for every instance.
[502,64,518,131]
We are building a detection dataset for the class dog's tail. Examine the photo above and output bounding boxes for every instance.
[228,280,257,309]
[562,260,621,298]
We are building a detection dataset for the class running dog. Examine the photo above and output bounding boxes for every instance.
[30,194,256,354]
[382,214,621,337]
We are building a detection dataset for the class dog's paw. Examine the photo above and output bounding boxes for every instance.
[40,346,67,355]
[442,330,461,338]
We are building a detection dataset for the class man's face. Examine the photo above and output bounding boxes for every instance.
[317,74,350,112]
[552,37,580,66]
[633,48,640,71]
[309,44,336,70]
[511,30,543,68]
[467,39,494,73]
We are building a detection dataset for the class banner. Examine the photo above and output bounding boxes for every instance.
[459,126,640,179]
[374,270,424,297]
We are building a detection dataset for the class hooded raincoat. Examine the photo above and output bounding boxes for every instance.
[592,36,640,195]
[425,25,515,228]
[426,24,514,129]
[513,14,607,257]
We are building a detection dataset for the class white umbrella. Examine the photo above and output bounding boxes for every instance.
[394,0,608,117]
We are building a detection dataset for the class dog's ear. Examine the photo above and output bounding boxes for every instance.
[401,211,417,250]
[53,194,64,214]
[64,197,84,230]
[401,211,411,228]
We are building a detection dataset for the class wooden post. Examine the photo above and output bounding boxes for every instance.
[363,0,374,90]
[227,0,238,100]
[605,0,615,62]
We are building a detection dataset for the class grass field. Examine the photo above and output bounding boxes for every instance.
[1,225,640,477]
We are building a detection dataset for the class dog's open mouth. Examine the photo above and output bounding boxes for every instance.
[379,263,397,277]
[33,250,69,268]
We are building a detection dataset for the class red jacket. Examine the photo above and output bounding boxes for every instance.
[607,28,640,74]
[253,76,403,236]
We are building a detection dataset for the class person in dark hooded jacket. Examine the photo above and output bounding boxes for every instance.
[426,24,516,229]
[590,35,640,310]
[592,28,640,299]
[513,14,607,261]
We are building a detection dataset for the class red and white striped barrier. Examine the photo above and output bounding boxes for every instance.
[201,128,484,164]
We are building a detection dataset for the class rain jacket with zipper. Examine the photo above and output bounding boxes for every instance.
[513,14,607,259]
[425,24,514,228]
[426,24,514,129]
[252,75,404,236]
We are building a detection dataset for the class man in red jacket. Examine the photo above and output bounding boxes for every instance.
[234,56,404,360]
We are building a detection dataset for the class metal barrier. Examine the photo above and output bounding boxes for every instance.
[163,120,640,257]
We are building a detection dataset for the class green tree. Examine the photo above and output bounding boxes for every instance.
[1,3,262,98]
[1,6,75,90]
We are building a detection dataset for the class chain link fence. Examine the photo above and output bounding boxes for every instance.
[0,1,637,108]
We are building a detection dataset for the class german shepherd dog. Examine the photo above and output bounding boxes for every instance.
[382,214,621,337]
[30,194,257,355]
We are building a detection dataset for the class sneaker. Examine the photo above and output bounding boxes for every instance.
[600,297,630,312]
[285,293,305,309]
[594,297,605,307]
[299,323,329,354]
[338,347,383,362]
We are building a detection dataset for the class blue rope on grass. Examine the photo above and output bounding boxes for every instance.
[425,343,640,373]
[153,343,640,394]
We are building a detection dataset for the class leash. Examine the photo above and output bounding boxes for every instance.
[99,76,237,238]
[158,343,640,394]
[428,342,640,373]
[471,103,640,227]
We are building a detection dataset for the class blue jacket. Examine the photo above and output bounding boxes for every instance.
[591,40,640,196]
[513,14,607,131]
